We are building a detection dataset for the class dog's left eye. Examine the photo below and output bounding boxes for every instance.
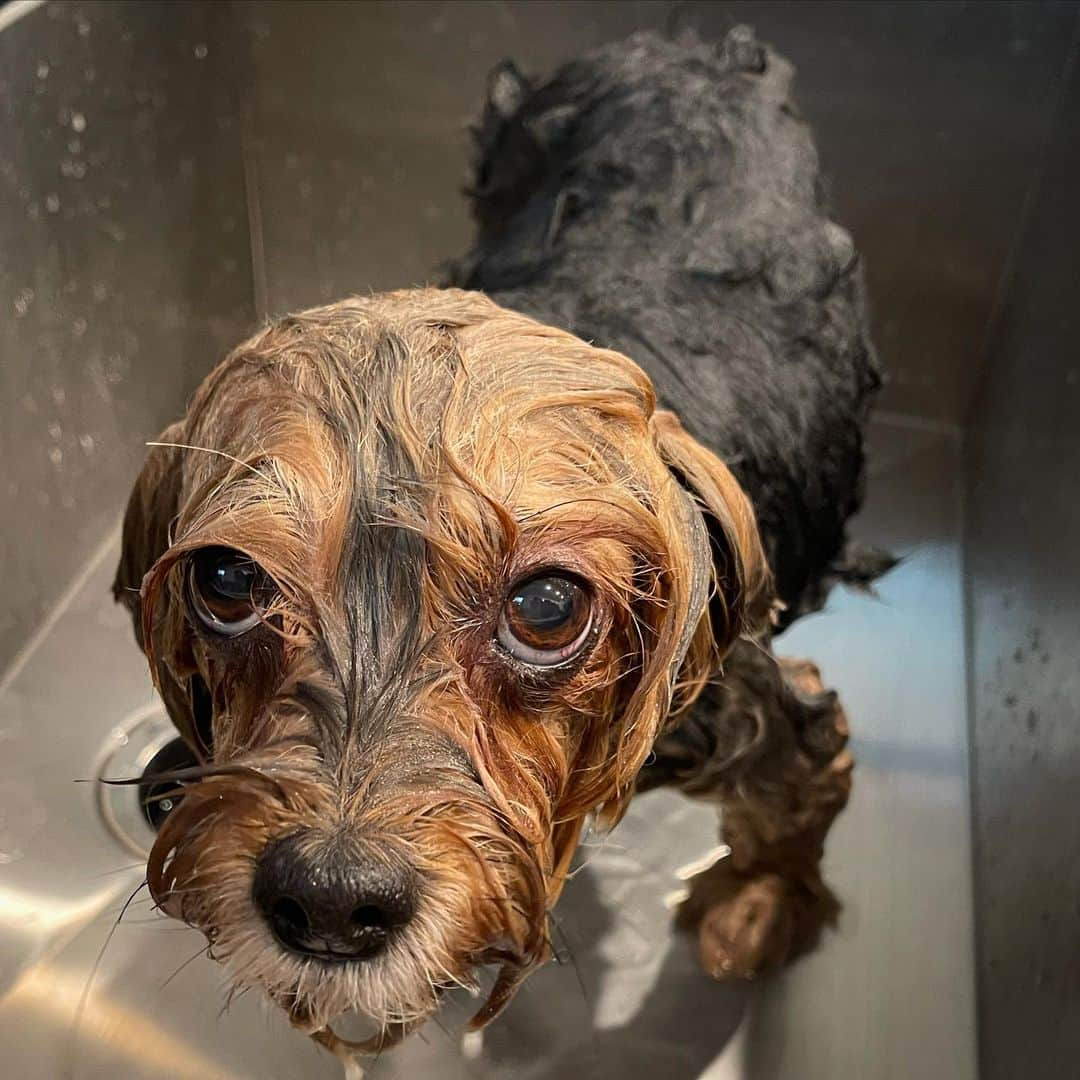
[497,572,593,666]
[188,546,273,636]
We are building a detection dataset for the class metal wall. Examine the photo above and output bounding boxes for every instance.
[0,1,255,671]
[964,30,1080,1077]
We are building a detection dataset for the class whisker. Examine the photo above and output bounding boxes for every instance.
[161,943,211,990]
[69,879,148,1062]
[547,909,589,1008]
[146,441,268,480]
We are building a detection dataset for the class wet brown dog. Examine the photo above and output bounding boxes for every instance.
[114,25,873,1063]
[114,288,851,1057]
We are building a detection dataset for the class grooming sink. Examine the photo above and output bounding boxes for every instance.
[3,2,1077,1078]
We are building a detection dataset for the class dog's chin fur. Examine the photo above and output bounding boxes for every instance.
[187,874,469,1035]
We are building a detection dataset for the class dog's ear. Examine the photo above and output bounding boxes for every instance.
[112,421,185,651]
[651,410,773,658]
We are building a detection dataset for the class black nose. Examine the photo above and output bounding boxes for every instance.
[252,832,417,961]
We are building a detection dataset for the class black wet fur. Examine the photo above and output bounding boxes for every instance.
[451,27,893,626]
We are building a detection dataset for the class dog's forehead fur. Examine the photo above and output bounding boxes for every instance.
[178,288,660,572]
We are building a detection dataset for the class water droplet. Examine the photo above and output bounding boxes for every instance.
[51,385,66,408]
[48,446,63,467]
[48,421,62,441]
[37,62,50,79]
[76,17,91,37]
[71,111,87,133]
[45,193,60,213]
[13,287,34,317]
[93,282,108,302]
[60,158,88,179]
[72,317,88,337]
[79,433,95,454]
[194,42,208,60]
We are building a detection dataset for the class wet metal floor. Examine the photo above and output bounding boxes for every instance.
[2,2,1078,1078]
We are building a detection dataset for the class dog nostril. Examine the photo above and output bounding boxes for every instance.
[351,903,389,932]
[270,896,311,941]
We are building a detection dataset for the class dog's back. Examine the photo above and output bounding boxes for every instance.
[453,27,884,623]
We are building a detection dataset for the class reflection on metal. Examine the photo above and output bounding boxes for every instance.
[0,1,46,36]
[0,885,117,945]
[95,705,176,859]
[6,963,245,1080]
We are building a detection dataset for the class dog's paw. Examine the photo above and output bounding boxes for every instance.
[688,870,795,979]
[676,861,837,980]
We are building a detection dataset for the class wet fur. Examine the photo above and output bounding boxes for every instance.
[115,289,771,1041]
[113,28,880,1056]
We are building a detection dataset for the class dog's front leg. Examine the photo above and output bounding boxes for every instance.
[639,642,853,978]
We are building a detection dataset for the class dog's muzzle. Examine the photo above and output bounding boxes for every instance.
[252,831,418,962]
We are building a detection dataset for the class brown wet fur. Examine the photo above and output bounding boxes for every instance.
[113,289,789,1048]
[649,645,853,978]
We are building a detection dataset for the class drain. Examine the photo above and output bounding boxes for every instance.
[96,705,195,856]
[138,736,198,830]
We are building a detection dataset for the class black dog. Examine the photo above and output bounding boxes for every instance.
[454,26,887,623]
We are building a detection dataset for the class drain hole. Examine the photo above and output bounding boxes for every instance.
[137,737,198,830]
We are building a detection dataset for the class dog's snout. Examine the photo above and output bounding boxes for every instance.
[252,831,417,962]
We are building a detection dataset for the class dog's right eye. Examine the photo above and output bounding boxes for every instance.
[187,547,272,637]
